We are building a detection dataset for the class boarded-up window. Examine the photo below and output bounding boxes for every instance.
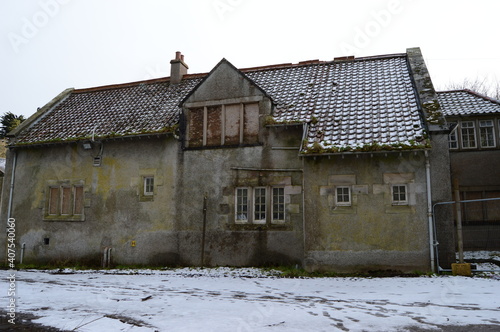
[225,104,241,145]
[187,102,260,148]
[189,108,204,147]
[243,103,260,144]
[49,187,59,215]
[61,187,72,215]
[46,184,85,219]
[206,106,222,146]
[74,186,84,215]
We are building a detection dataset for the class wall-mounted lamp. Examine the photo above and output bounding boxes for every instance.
[82,141,92,150]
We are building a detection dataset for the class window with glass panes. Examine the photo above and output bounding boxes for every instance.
[392,185,408,205]
[461,121,476,148]
[479,120,495,147]
[144,176,154,196]
[272,187,285,222]
[236,188,249,222]
[336,186,351,206]
[448,123,458,149]
[254,187,266,222]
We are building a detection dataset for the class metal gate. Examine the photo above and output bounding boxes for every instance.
[433,197,500,273]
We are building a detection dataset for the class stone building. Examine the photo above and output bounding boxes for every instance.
[1,48,454,272]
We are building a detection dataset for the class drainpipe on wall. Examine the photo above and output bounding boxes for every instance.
[5,150,17,265]
[6,150,17,223]
[424,151,436,273]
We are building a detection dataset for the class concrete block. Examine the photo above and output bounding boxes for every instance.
[287,204,300,214]
[451,263,472,276]
[372,184,387,194]
[285,185,302,195]
[352,185,368,194]
[320,186,334,196]
[329,174,356,185]
[383,173,414,184]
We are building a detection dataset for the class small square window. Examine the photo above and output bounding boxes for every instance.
[143,177,154,196]
[392,185,408,205]
[336,186,351,206]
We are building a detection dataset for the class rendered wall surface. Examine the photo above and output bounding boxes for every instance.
[303,152,431,272]
[0,137,180,266]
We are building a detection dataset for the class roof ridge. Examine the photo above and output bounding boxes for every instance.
[73,53,410,93]
[73,74,206,94]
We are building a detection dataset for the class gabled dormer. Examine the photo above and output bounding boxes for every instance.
[180,59,273,149]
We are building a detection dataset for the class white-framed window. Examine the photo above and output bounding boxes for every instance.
[392,185,408,205]
[335,186,351,206]
[479,120,496,148]
[461,121,476,148]
[272,187,285,223]
[254,187,267,224]
[235,188,249,223]
[235,186,287,224]
[448,123,458,149]
[143,176,155,196]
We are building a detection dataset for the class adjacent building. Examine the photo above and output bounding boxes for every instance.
[438,89,500,250]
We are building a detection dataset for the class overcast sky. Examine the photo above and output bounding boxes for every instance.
[1,0,500,118]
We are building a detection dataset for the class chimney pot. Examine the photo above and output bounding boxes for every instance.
[170,51,188,84]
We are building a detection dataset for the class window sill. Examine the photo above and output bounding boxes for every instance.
[139,195,154,202]
[43,215,85,222]
[227,223,291,231]
[385,205,414,214]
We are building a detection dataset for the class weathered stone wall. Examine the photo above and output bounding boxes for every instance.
[0,137,180,266]
[303,152,431,273]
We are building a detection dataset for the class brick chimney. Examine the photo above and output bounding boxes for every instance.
[170,51,188,84]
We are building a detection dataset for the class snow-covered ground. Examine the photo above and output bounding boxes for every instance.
[461,251,500,272]
[2,267,500,332]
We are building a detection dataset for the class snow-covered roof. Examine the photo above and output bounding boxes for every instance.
[437,89,500,117]
[13,53,428,153]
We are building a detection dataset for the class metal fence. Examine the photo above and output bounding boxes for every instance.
[433,196,500,273]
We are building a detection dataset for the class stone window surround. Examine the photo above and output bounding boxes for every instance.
[43,180,87,222]
[234,186,286,225]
